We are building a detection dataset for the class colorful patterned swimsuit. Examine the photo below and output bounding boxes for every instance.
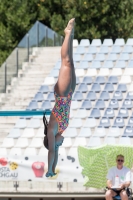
[52,89,73,134]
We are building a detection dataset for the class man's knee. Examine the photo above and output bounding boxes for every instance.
[120,190,128,199]
[62,56,71,66]
[105,190,112,198]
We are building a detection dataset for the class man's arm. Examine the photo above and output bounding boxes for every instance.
[107,180,113,188]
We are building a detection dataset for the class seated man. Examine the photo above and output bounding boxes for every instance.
[105,154,132,200]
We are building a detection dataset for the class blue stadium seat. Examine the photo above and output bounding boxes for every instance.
[76,77,80,85]
[82,76,93,85]
[73,91,84,101]
[95,99,105,110]
[113,117,125,128]
[122,99,133,109]
[79,39,90,47]
[34,92,44,102]
[49,69,59,77]
[86,91,97,101]
[91,61,101,69]
[76,46,85,54]
[123,126,133,137]
[113,91,123,101]
[127,117,133,127]
[39,85,50,93]
[103,39,113,46]
[41,100,52,110]
[108,76,118,84]
[95,53,105,61]
[99,117,110,128]
[79,61,89,69]
[104,108,115,118]
[54,61,61,69]
[100,91,110,101]
[127,60,133,68]
[119,53,130,61]
[117,84,127,92]
[118,108,129,118]
[103,61,114,69]
[111,46,121,53]
[77,83,88,93]
[126,92,133,100]
[99,46,109,54]
[91,39,101,46]
[73,54,81,62]
[123,45,133,53]
[109,99,119,109]
[104,83,114,92]
[90,108,101,118]
[107,53,117,61]
[114,38,125,46]
[83,54,93,61]
[27,100,38,110]
[95,76,106,84]
[115,60,126,68]
[88,46,97,54]
[91,83,101,93]
[47,92,55,102]
[81,100,92,110]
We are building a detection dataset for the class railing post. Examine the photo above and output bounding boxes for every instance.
[53,32,56,46]
[4,62,7,93]
[27,34,29,61]
[16,48,18,76]
[45,27,48,46]
[37,21,39,47]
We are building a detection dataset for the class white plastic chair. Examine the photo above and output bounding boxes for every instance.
[104,137,116,145]
[111,68,122,76]
[73,137,86,147]
[28,118,41,129]
[63,128,77,138]
[87,137,101,147]
[108,127,121,137]
[69,118,82,128]
[1,138,14,148]
[0,148,7,155]
[119,137,131,145]
[78,127,92,137]
[73,39,78,47]
[75,69,85,77]
[93,127,106,137]
[71,101,80,110]
[83,118,96,128]
[43,77,55,85]
[21,128,35,138]
[62,138,72,147]
[75,109,87,118]
[98,68,109,76]
[35,128,44,138]
[86,68,97,76]
[15,119,27,128]
[119,76,131,84]
[30,138,43,148]
[123,68,133,76]
[9,148,22,156]
[24,148,37,156]
[15,138,29,148]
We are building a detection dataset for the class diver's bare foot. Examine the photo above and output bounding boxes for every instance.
[64,18,75,35]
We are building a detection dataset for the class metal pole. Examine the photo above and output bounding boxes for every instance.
[53,32,56,46]
[27,34,29,61]
[45,27,48,46]
[37,21,39,47]
[5,62,7,93]
[16,48,18,76]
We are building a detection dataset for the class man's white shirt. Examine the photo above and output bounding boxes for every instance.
[106,166,132,186]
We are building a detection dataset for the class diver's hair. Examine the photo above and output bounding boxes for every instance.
[43,112,48,136]
[43,112,49,150]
